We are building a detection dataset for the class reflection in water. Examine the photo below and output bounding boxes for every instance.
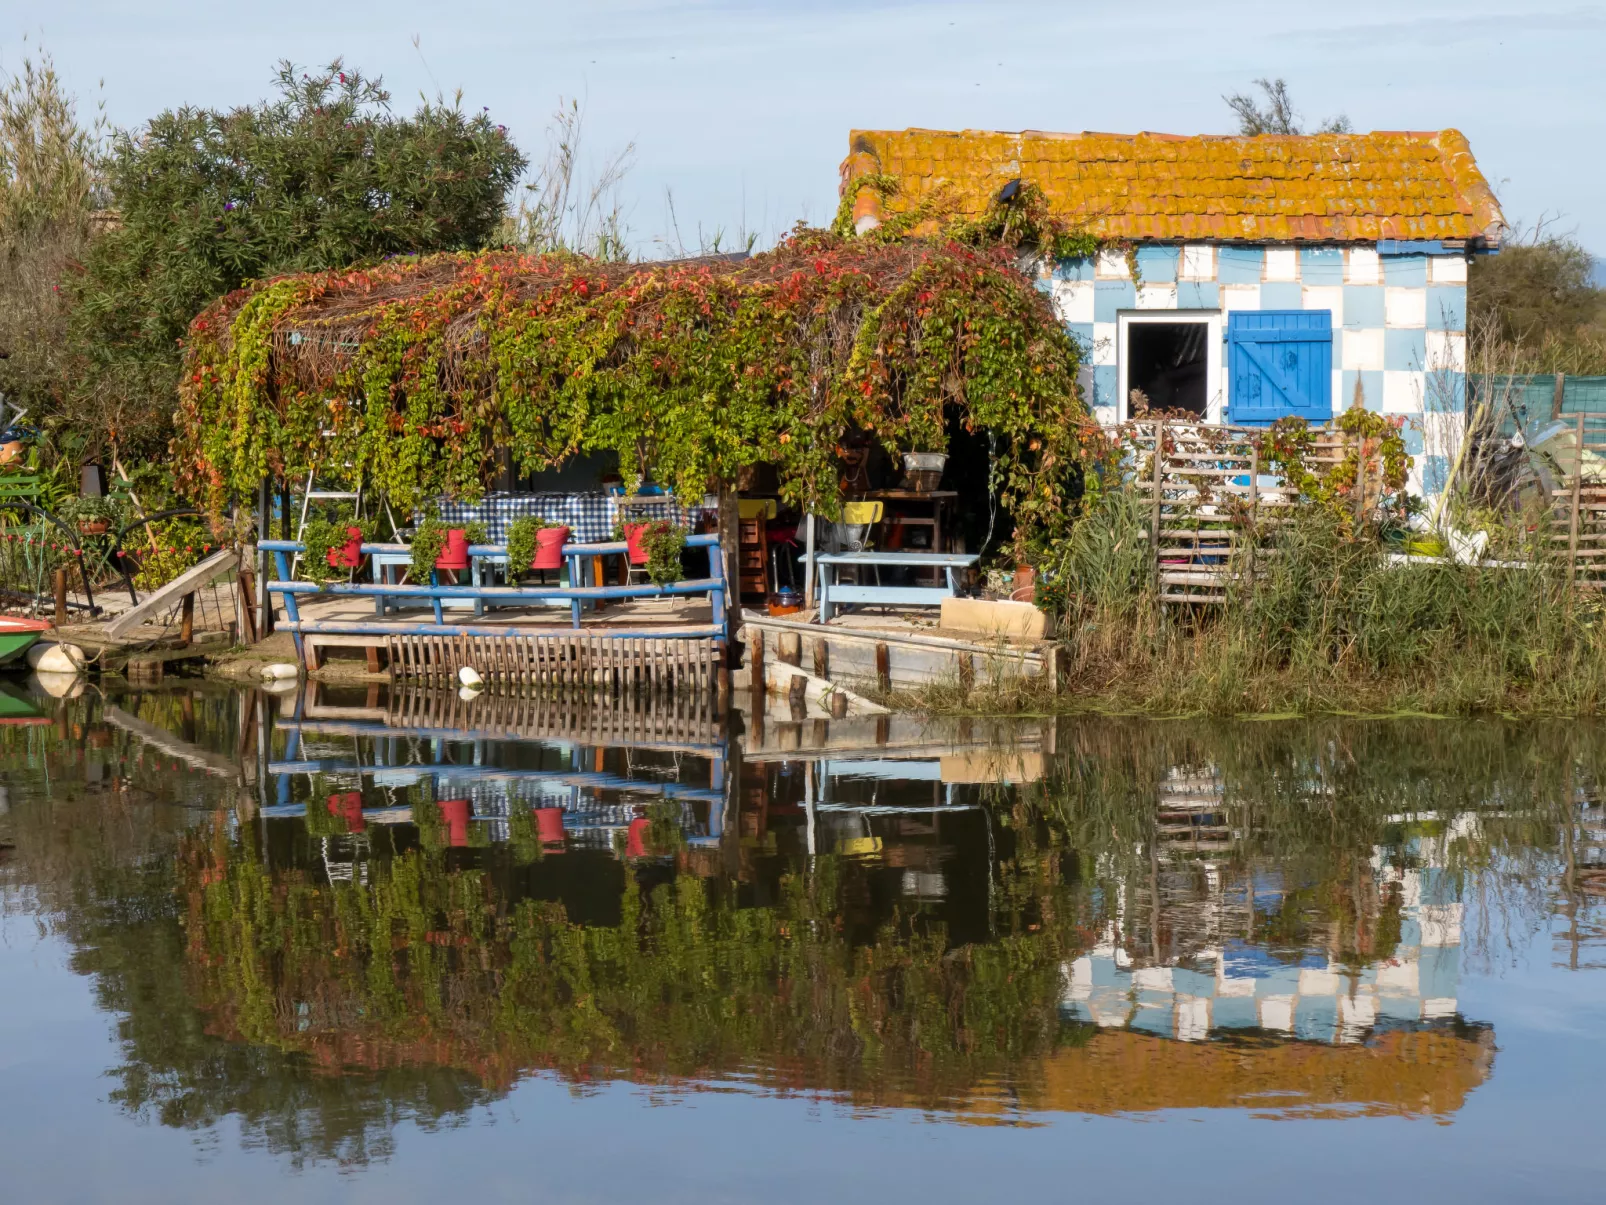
[0,683,1602,1169]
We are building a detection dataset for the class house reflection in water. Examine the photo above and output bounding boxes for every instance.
[230,689,1494,1123]
[1064,766,1470,1049]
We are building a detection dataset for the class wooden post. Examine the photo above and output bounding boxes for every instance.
[778,631,801,666]
[875,641,891,694]
[1354,431,1368,531]
[1568,411,1586,584]
[1150,419,1165,587]
[828,689,848,719]
[53,569,67,627]
[257,477,274,636]
[719,482,740,640]
[179,592,194,646]
[1246,441,1259,585]
[1552,371,1567,421]
[803,513,817,611]
[749,628,765,710]
[811,637,828,680]
[787,672,806,721]
[237,568,259,644]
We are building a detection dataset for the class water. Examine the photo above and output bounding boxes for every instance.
[0,681,1602,1203]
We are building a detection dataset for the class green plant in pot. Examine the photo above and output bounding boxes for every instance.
[506,515,570,576]
[59,495,122,536]
[410,517,488,580]
[642,521,687,586]
[302,510,377,585]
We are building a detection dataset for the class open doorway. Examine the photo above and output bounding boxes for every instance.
[1119,314,1220,421]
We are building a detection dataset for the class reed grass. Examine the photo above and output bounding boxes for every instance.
[892,493,1606,718]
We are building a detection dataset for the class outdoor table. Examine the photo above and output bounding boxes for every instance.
[816,551,979,621]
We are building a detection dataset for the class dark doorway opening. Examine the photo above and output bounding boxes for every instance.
[1127,322,1209,416]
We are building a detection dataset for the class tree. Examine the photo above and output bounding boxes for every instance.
[0,46,105,447]
[1224,78,1352,136]
[1468,223,1606,372]
[68,61,527,463]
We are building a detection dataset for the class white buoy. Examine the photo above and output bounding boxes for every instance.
[457,665,483,689]
[26,642,86,673]
[260,677,299,693]
[260,663,299,680]
[457,684,482,702]
[33,670,85,699]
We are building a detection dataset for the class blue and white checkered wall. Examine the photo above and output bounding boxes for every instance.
[1041,245,1469,496]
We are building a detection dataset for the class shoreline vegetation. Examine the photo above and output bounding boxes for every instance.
[881,494,1606,720]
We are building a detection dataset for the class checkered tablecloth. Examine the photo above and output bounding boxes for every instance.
[435,492,717,544]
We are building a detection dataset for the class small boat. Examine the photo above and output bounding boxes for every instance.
[0,616,52,667]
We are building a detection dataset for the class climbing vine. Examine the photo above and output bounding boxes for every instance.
[173,228,1110,550]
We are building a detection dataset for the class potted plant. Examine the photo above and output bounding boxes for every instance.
[410,517,487,580]
[61,495,120,536]
[622,521,652,566]
[642,521,687,586]
[302,512,375,584]
[507,515,570,573]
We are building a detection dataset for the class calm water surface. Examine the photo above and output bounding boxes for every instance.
[0,680,1602,1203]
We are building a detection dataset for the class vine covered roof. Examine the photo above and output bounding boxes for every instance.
[841,128,1506,246]
[173,231,1105,540]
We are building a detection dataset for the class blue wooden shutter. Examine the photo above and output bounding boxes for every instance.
[1227,310,1333,425]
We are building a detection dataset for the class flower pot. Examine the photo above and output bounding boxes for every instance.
[623,522,652,566]
[625,816,652,858]
[328,791,366,834]
[77,518,110,536]
[534,806,566,845]
[532,525,571,570]
[438,798,472,847]
[0,440,23,465]
[327,526,364,569]
[1011,564,1036,603]
[435,528,471,571]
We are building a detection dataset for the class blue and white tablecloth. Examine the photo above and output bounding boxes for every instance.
[435,492,718,545]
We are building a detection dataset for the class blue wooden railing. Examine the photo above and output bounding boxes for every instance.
[258,535,727,658]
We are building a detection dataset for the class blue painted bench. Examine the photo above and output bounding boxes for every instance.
[816,551,979,622]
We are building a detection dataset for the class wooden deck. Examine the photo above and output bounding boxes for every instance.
[260,536,729,690]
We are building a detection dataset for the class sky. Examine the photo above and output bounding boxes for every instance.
[6,1,1605,257]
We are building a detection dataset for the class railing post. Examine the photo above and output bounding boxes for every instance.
[1150,419,1165,589]
[1568,411,1586,588]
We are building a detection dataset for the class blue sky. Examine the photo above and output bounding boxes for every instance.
[8,1,1605,256]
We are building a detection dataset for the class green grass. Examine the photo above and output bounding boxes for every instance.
[892,495,1606,718]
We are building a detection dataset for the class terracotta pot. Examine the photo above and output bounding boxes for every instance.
[532,525,571,570]
[1011,564,1036,603]
[435,528,471,571]
[0,441,23,465]
[535,806,566,844]
[78,518,110,535]
[623,522,652,566]
[327,526,364,569]
[437,798,472,847]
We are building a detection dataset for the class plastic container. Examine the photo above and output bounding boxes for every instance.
[435,528,471,570]
[902,451,947,492]
[327,526,364,569]
[623,523,652,566]
[532,525,571,570]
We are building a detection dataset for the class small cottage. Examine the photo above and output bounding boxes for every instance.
[840,128,1506,496]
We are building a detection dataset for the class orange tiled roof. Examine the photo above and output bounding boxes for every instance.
[841,128,1505,245]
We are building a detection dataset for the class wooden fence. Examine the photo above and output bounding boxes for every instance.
[1123,420,1386,605]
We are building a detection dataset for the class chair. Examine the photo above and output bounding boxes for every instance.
[833,501,883,587]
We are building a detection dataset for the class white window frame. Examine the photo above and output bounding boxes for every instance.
[1117,311,1223,424]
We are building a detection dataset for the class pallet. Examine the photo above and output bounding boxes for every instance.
[382,630,722,691]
